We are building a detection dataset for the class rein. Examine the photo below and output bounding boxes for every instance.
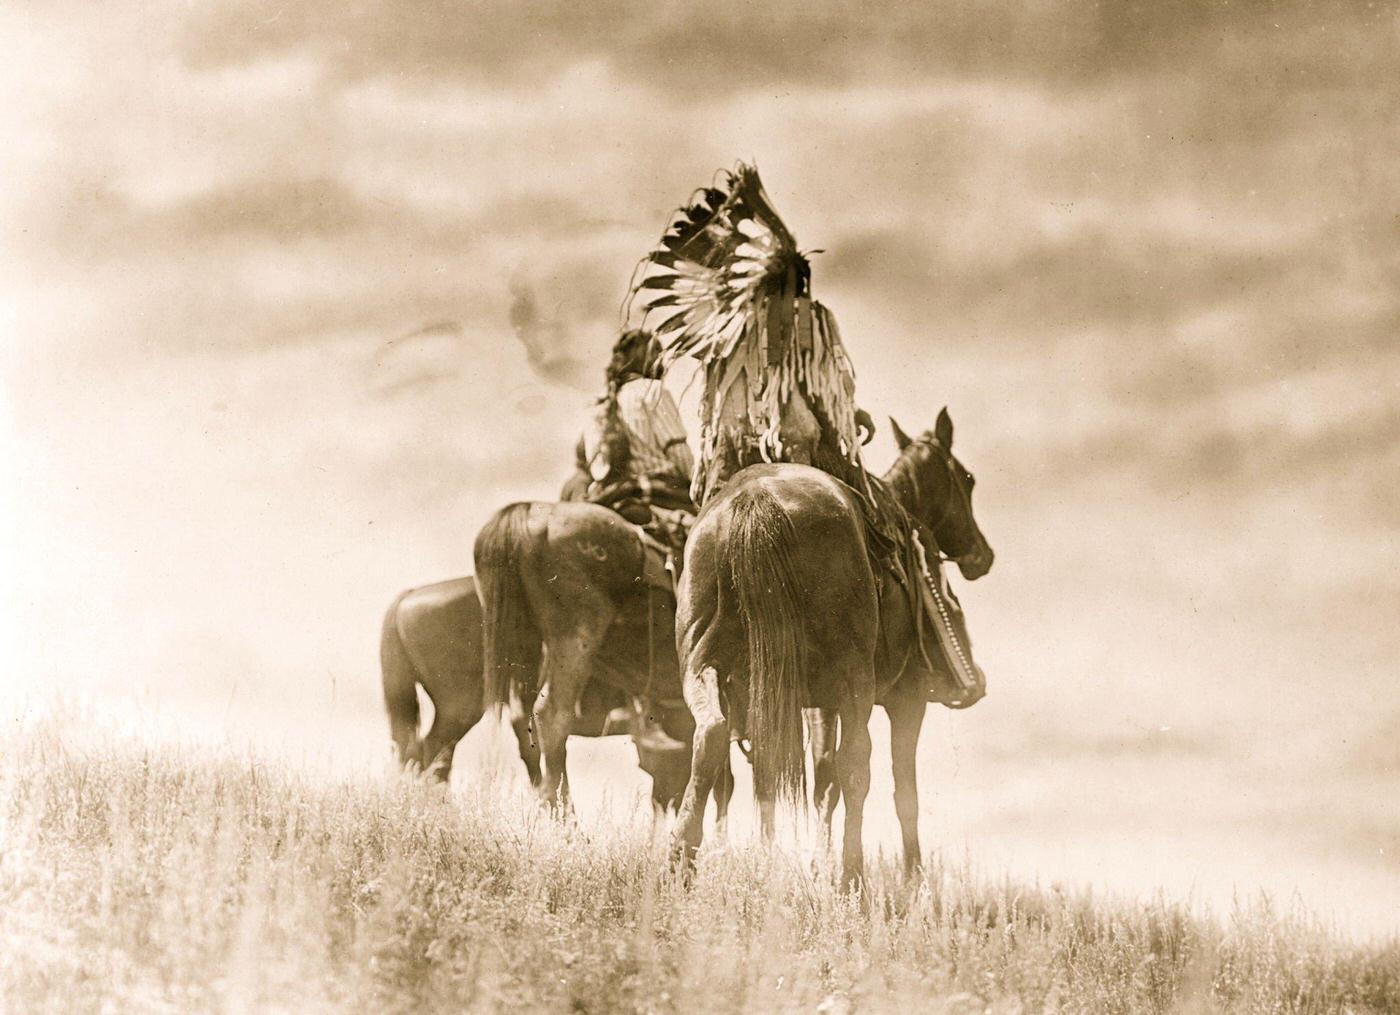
[644,581,655,713]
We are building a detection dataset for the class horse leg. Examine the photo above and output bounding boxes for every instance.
[380,597,425,770]
[805,708,840,841]
[836,693,875,889]
[509,691,542,788]
[419,701,482,784]
[533,629,600,810]
[713,753,735,839]
[644,746,688,831]
[886,695,925,876]
[673,664,729,869]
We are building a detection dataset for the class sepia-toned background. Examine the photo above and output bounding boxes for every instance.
[4,2,1397,934]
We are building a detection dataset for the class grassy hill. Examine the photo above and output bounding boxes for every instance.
[2,718,1396,1014]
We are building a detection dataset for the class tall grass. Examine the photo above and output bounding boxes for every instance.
[2,718,1396,1013]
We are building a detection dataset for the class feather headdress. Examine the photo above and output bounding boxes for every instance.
[627,163,862,499]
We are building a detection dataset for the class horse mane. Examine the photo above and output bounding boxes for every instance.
[880,438,934,521]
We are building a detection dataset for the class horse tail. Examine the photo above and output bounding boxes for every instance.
[475,503,542,711]
[728,486,807,808]
[380,591,422,768]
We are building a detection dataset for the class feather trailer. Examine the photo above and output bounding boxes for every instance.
[629,164,807,363]
[628,163,865,499]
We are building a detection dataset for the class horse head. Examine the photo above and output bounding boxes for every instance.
[889,407,994,580]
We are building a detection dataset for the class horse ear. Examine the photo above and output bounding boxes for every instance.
[935,406,953,447]
[889,417,913,451]
[574,433,589,470]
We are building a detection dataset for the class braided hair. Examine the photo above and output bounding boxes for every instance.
[597,330,662,486]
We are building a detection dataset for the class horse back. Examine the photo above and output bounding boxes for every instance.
[392,577,484,702]
[688,464,881,698]
[528,501,684,693]
[516,500,651,607]
[696,464,876,595]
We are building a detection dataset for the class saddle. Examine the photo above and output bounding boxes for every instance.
[588,472,694,565]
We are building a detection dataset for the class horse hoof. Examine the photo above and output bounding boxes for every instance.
[842,869,867,896]
[668,840,698,883]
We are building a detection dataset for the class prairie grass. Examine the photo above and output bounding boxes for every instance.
[1,718,1396,1014]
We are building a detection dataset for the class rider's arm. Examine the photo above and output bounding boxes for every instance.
[646,388,695,478]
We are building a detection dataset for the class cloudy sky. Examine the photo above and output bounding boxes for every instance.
[3,0,1398,921]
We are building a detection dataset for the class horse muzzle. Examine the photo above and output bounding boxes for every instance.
[957,544,994,581]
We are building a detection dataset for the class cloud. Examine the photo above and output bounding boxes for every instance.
[507,280,595,391]
[1023,347,1400,499]
[824,222,1308,335]
[6,3,1400,843]
[9,159,644,370]
[177,0,1398,100]
[13,0,1395,388]
[157,175,374,242]
[366,320,465,398]
[29,168,625,265]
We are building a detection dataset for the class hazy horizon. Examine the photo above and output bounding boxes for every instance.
[4,2,1397,937]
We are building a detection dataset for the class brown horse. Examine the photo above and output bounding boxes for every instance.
[381,456,592,784]
[381,446,707,813]
[382,575,503,782]
[475,498,734,818]
[381,576,707,812]
[672,407,992,883]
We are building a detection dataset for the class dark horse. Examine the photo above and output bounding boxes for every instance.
[382,448,591,784]
[475,497,734,819]
[381,440,707,813]
[381,575,704,811]
[672,407,992,883]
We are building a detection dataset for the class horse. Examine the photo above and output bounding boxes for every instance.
[381,443,706,813]
[474,498,735,820]
[381,454,590,783]
[380,575,708,812]
[671,407,993,884]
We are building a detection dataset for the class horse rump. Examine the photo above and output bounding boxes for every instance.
[474,502,543,711]
[727,485,807,807]
[380,590,422,768]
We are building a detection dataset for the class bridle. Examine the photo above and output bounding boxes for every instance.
[898,437,966,562]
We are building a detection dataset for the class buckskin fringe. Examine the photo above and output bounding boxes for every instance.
[628,163,863,500]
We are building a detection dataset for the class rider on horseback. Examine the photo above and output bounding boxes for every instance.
[625,163,875,502]
[628,162,983,707]
[579,328,697,753]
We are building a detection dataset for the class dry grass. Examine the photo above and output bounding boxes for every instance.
[2,718,1396,1014]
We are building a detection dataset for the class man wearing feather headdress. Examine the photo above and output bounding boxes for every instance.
[629,164,989,716]
[627,163,875,504]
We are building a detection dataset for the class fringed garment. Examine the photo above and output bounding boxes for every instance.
[627,163,867,503]
[627,163,984,708]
